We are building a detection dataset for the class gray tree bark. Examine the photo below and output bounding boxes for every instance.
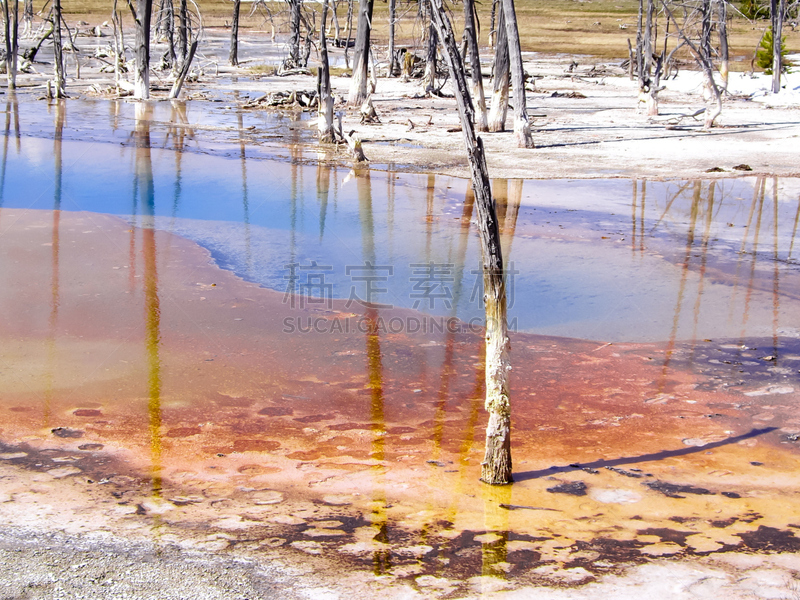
[487,4,509,132]
[387,0,397,76]
[464,0,489,131]
[133,0,153,99]
[717,0,728,89]
[230,0,241,66]
[643,0,657,115]
[288,0,301,67]
[423,0,438,94]
[161,0,176,71]
[177,0,188,68]
[500,0,533,147]
[772,0,784,93]
[429,0,512,485]
[318,0,336,142]
[169,39,197,98]
[348,0,374,105]
[53,0,66,97]
[3,0,19,89]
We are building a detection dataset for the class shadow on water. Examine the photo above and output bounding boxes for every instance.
[514,427,779,482]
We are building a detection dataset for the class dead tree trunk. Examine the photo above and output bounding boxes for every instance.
[53,0,66,96]
[487,4,509,132]
[643,0,657,115]
[177,0,188,68]
[131,0,153,99]
[429,0,512,486]
[717,0,728,89]
[318,0,336,142]
[287,0,301,67]
[771,0,783,93]
[423,0,438,94]
[330,0,341,44]
[3,0,19,89]
[230,0,241,66]
[387,0,397,76]
[22,17,53,63]
[169,39,197,98]
[464,0,489,131]
[489,0,498,47]
[348,0,374,105]
[23,0,33,35]
[500,0,533,147]
[662,0,722,128]
[161,0,176,71]
[635,0,644,80]
[344,0,353,69]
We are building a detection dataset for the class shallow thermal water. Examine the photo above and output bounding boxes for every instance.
[2,98,799,343]
[2,98,800,595]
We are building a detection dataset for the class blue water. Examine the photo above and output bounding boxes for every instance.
[2,98,799,342]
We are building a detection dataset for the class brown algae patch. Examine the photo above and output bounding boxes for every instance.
[1,209,799,592]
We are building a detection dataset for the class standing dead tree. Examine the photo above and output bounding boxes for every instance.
[661,0,725,128]
[500,0,532,147]
[348,0,374,105]
[487,3,509,131]
[429,0,513,485]
[318,0,336,142]
[771,0,785,92]
[177,0,187,66]
[127,0,154,99]
[230,0,241,66]
[716,0,729,89]
[286,0,302,67]
[464,0,489,131]
[53,0,67,96]
[387,0,397,76]
[422,0,438,95]
[636,0,659,114]
[3,0,20,89]
[158,0,177,71]
[22,0,32,36]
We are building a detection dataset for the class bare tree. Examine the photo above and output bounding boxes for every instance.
[487,3,509,132]
[771,0,785,92]
[429,0,513,485]
[423,0,438,94]
[287,0,302,67]
[159,0,177,70]
[348,0,374,105]
[22,0,33,36]
[717,0,729,89]
[318,0,336,142]
[129,0,154,99]
[178,0,189,68]
[500,0,533,147]
[53,0,67,96]
[230,0,241,66]
[639,0,660,115]
[464,0,488,130]
[388,0,397,76]
[661,0,723,128]
[3,0,20,89]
